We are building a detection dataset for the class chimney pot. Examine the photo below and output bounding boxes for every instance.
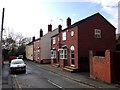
[48,24,52,32]
[40,29,43,37]
[67,17,71,27]
[58,24,62,33]
[32,36,35,42]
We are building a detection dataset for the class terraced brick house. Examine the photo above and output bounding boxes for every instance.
[33,37,40,62]
[51,13,116,72]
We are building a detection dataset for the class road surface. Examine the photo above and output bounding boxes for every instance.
[3,60,95,89]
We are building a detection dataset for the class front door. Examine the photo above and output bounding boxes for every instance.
[70,50,75,66]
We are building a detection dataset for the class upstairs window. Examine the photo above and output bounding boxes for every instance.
[94,29,101,38]
[52,37,56,44]
[62,32,66,41]
[71,31,74,37]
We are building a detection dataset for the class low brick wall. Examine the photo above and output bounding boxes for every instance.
[90,50,112,83]
[41,59,51,64]
[51,59,57,65]
[59,59,65,68]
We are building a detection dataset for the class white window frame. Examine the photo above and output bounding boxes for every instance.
[53,37,56,44]
[59,48,67,59]
[94,29,101,38]
[62,32,66,41]
[51,50,56,59]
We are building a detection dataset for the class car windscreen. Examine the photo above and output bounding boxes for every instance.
[11,60,24,64]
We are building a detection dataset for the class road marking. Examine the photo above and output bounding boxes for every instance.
[14,75,22,90]
[48,80,65,90]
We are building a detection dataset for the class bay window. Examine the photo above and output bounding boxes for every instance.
[59,48,67,59]
[51,50,56,59]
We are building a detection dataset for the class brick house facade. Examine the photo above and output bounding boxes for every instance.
[51,13,116,72]
[33,38,40,62]
[90,50,120,83]
[39,25,58,64]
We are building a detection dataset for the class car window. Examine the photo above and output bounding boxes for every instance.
[11,60,24,64]
[18,55,23,59]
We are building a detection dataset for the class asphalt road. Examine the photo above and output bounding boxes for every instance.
[3,60,95,89]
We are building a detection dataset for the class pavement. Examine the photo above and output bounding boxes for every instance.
[2,61,13,89]
[31,60,120,89]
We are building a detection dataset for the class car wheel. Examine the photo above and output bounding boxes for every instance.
[23,70,26,73]
[11,70,14,74]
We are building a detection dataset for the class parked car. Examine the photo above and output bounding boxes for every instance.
[10,59,26,74]
[9,56,17,63]
[18,55,23,59]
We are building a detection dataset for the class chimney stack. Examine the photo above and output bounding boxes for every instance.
[40,29,43,37]
[67,17,71,27]
[48,24,52,32]
[32,36,35,42]
[58,24,62,33]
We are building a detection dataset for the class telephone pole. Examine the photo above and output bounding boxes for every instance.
[0,8,5,66]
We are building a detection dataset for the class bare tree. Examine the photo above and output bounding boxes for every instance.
[2,30,31,57]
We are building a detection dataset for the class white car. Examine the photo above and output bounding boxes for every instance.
[10,59,26,74]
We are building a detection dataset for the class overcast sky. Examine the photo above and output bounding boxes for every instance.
[0,0,119,39]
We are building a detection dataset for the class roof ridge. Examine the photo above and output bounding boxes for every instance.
[63,12,115,31]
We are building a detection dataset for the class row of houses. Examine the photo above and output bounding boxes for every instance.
[25,12,120,84]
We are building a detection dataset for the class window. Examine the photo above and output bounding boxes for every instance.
[51,50,56,59]
[94,29,101,38]
[59,49,64,59]
[71,31,74,36]
[53,37,56,44]
[62,32,66,41]
[59,49,67,59]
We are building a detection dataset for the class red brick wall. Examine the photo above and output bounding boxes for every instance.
[78,14,116,71]
[79,14,116,54]
[41,59,51,64]
[59,59,64,68]
[60,26,79,68]
[90,50,112,83]
[33,39,40,62]
[51,35,59,64]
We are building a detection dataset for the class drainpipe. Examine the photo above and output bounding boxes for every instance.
[58,25,62,63]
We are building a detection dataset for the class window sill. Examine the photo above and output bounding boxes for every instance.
[60,58,67,59]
